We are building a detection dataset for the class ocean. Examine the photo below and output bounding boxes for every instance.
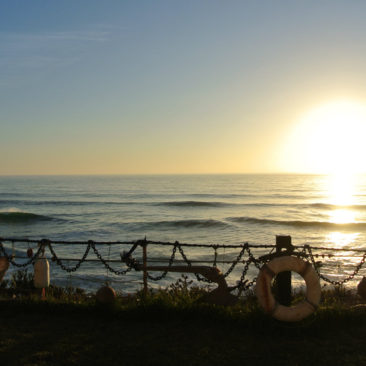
[1,174,366,292]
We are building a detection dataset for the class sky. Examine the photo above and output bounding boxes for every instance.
[2,0,366,175]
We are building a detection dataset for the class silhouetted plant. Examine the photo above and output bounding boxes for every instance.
[10,269,34,291]
[0,279,9,289]
[47,285,88,303]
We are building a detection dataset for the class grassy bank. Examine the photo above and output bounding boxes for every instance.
[2,272,366,365]
[2,297,366,365]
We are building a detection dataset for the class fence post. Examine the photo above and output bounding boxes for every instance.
[142,239,148,296]
[274,235,294,306]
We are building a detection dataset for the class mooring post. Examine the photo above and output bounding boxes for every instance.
[142,240,148,296]
[274,235,294,306]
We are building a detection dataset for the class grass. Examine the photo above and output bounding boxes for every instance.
[2,271,366,365]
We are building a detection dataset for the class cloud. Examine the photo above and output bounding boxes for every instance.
[0,29,110,43]
[0,29,111,83]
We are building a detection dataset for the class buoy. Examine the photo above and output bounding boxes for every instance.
[0,256,9,282]
[34,253,50,289]
[256,256,321,322]
[96,286,116,305]
[357,277,366,299]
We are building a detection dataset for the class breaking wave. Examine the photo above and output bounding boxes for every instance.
[115,219,231,230]
[309,203,366,210]
[0,199,137,206]
[0,212,55,224]
[228,216,366,229]
[157,201,231,207]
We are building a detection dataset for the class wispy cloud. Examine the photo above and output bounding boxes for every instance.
[1,29,110,43]
[0,29,110,57]
[0,28,112,85]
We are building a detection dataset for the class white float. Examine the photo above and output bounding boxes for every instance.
[34,253,50,289]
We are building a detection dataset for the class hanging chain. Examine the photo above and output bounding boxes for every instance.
[0,241,44,267]
[147,244,178,281]
[3,237,366,290]
[48,241,91,273]
[213,245,218,268]
[106,244,111,281]
[174,242,210,282]
[232,246,262,293]
[305,245,366,285]
[90,241,135,275]
[222,245,247,278]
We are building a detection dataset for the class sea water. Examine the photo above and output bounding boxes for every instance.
[1,174,366,292]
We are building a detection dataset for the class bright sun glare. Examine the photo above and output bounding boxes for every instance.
[283,100,366,174]
[324,164,359,248]
[327,173,356,223]
[281,101,366,249]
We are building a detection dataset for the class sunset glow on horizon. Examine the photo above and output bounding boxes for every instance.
[2,1,366,175]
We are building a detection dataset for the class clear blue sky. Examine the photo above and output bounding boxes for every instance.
[2,1,366,174]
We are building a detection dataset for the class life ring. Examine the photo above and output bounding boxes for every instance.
[0,256,9,282]
[256,256,321,322]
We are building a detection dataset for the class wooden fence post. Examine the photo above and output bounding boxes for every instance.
[274,235,294,306]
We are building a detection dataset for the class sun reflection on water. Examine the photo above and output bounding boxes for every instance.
[329,209,355,224]
[325,173,359,250]
[326,232,359,249]
[327,173,356,206]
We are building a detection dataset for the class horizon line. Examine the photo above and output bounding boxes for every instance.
[0,172,354,177]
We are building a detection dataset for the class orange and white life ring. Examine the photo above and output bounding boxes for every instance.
[256,256,321,322]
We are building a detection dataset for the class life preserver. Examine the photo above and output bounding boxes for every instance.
[256,256,321,322]
[0,256,9,282]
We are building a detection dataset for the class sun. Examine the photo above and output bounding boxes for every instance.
[281,100,366,174]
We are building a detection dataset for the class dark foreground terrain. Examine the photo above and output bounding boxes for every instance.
[1,298,366,366]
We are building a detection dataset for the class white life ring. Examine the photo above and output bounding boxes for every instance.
[256,256,321,322]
